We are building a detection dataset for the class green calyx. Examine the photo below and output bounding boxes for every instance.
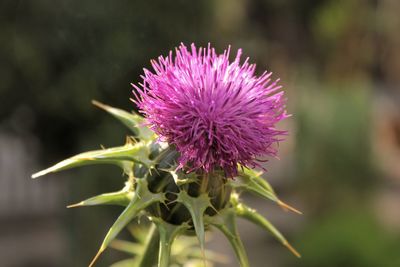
[32,101,301,267]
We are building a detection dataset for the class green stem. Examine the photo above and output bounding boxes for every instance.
[218,225,249,267]
[136,224,159,267]
[158,228,173,267]
[210,210,250,267]
[158,240,171,267]
[152,217,189,267]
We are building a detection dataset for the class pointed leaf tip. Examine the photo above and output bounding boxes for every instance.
[30,142,151,178]
[88,245,106,267]
[31,173,39,179]
[91,100,107,109]
[236,168,302,215]
[31,168,58,180]
[277,200,302,215]
[67,202,83,208]
[67,190,133,209]
[283,241,301,258]
[234,203,300,258]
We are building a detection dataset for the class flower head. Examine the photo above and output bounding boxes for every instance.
[133,43,288,176]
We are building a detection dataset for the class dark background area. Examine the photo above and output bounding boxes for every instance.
[1,0,400,266]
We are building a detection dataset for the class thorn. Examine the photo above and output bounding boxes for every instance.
[165,197,178,206]
[67,202,83,208]
[208,202,220,215]
[277,200,302,215]
[159,200,171,210]
[31,172,42,179]
[92,100,106,110]
[88,246,105,267]
[283,241,301,258]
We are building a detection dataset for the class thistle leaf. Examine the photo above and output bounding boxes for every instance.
[92,100,155,141]
[67,190,134,208]
[176,191,211,252]
[207,209,249,267]
[234,202,301,258]
[241,168,274,191]
[89,179,165,267]
[149,216,189,267]
[233,168,301,214]
[32,141,152,179]
[231,168,277,201]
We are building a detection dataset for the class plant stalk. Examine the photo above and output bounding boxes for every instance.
[135,224,159,267]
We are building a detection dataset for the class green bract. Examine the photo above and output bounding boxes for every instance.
[32,101,300,267]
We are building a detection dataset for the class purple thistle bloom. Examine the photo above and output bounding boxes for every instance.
[132,43,289,177]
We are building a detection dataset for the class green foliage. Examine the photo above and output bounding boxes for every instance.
[291,210,400,267]
[296,85,375,213]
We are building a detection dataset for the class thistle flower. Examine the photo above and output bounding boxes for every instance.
[133,43,288,176]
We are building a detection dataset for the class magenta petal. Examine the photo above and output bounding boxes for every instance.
[134,43,288,176]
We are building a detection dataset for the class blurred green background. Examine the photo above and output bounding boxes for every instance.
[1,0,400,266]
